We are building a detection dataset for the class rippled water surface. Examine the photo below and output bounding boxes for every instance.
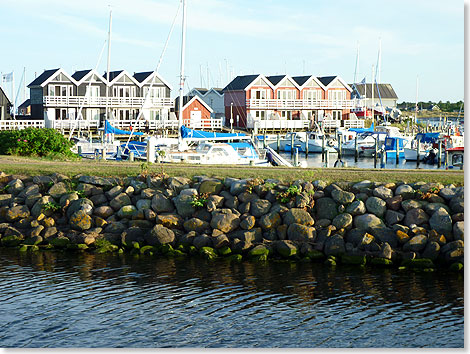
[0,248,464,348]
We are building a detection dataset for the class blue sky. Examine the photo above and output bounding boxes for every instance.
[0,0,464,105]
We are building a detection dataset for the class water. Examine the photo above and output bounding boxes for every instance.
[0,248,463,348]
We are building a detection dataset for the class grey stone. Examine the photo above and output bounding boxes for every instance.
[395,184,415,198]
[66,198,93,219]
[403,235,428,252]
[146,224,175,246]
[211,210,240,233]
[173,194,196,218]
[104,222,127,234]
[313,180,328,190]
[94,206,114,218]
[428,207,453,237]
[117,205,138,219]
[422,241,440,260]
[151,193,174,213]
[287,223,315,242]
[230,179,248,195]
[369,227,398,248]
[404,208,429,227]
[259,211,281,230]
[250,199,271,217]
[331,189,355,205]
[193,234,213,249]
[167,177,191,194]
[453,221,464,241]
[385,210,405,226]
[345,200,366,216]
[352,180,374,191]
[136,199,151,211]
[7,179,24,196]
[183,218,210,233]
[373,186,393,200]
[89,193,107,207]
[179,188,198,197]
[365,197,387,217]
[106,186,124,200]
[438,187,456,201]
[240,215,256,230]
[110,193,131,211]
[238,192,260,203]
[315,197,338,220]
[354,214,385,230]
[130,179,147,194]
[212,234,229,249]
[449,197,464,214]
[401,199,427,213]
[324,234,346,256]
[332,213,353,229]
[276,240,298,257]
[283,208,314,226]
[424,202,450,215]
[441,240,464,254]
[6,205,30,222]
[121,227,146,246]
[69,210,92,231]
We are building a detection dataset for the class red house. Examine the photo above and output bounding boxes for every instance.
[175,95,214,129]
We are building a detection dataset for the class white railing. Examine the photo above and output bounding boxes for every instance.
[251,119,310,130]
[247,98,358,110]
[50,120,100,130]
[44,96,174,108]
[343,119,365,129]
[321,119,341,129]
[108,119,179,131]
[0,120,45,130]
[184,118,224,130]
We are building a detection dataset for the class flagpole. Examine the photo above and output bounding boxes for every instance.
[12,72,15,120]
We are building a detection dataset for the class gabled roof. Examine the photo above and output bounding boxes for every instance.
[103,70,140,86]
[27,68,61,87]
[222,74,260,91]
[18,99,30,109]
[317,76,337,87]
[212,88,224,95]
[103,70,124,82]
[292,75,327,90]
[0,86,11,104]
[175,95,214,113]
[72,69,107,85]
[192,88,209,95]
[350,83,398,99]
[72,69,92,82]
[266,75,286,86]
[133,71,172,90]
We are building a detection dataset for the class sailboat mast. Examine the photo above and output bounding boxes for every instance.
[415,75,419,124]
[178,0,187,148]
[353,41,359,84]
[106,8,112,121]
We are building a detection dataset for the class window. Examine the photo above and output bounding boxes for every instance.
[332,110,342,120]
[150,110,160,120]
[252,89,267,99]
[304,90,319,101]
[277,90,296,100]
[328,90,346,101]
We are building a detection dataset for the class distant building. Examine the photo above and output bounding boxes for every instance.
[28,68,173,125]
[175,95,214,129]
[0,86,12,120]
[17,99,31,116]
[223,74,354,129]
[188,87,225,119]
[350,83,398,109]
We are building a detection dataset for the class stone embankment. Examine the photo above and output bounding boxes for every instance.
[0,172,464,271]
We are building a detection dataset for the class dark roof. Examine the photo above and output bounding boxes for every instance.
[266,75,286,86]
[27,68,60,87]
[193,88,208,94]
[133,71,153,83]
[350,83,398,99]
[72,69,92,82]
[222,75,259,91]
[103,70,124,82]
[317,76,337,86]
[212,88,224,95]
[0,86,11,104]
[18,99,30,109]
[175,95,200,111]
[292,75,313,86]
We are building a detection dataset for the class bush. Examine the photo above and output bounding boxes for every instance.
[0,128,76,158]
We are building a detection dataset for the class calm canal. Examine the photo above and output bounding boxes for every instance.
[0,248,463,348]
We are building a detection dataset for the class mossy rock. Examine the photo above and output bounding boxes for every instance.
[449,263,463,272]
[188,245,198,255]
[306,250,325,260]
[160,244,174,254]
[67,243,89,251]
[173,250,187,257]
[23,236,43,246]
[370,258,393,266]
[341,255,366,265]
[248,245,269,258]
[30,245,40,252]
[140,245,155,255]
[217,246,232,256]
[251,254,268,261]
[176,244,186,252]
[50,237,70,248]
[401,258,435,269]
[118,248,124,254]
[132,241,140,250]
[19,245,28,252]
[200,246,217,260]
[1,235,23,247]
[227,254,243,262]
[300,256,311,263]
[324,257,337,266]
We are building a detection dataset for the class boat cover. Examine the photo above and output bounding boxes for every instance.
[181,125,246,139]
[348,122,375,133]
[416,132,439,143]
[105,120,144,136]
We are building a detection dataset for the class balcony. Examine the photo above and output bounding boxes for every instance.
[247,98,361,110]
[43,96,174,108]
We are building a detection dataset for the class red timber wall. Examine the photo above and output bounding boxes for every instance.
[325,87,352,120]
[224,90,247,128]
[182,98,212,128]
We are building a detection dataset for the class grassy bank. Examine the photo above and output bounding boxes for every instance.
[0,155,464,186]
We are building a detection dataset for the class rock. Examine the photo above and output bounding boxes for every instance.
[404,208,429,227]
[110,193,131,211]
[395,184,415,197]
[151,192,174,213]
[354,214,384,230]
[438,187,456,201]
[136,199,151,211]
[7,179,24,195]
[172,194,196,218]
[378,243,392,259]
[313,191,325,200]
[369,227,398,248]
[183,218,210,233]
[453,221,464,241]
[331,189,355,205]
[69,210,92,231]
[193,234,212,249]
[78,175,116,187]
[31,196,55,217]
[198,180,224,195]
[449,197,464,214]
[179,188,198,197]
[248,245,270,258]
[287,223,315,242]
[66,198,93,219]
[365,197,387,217]
[106,186,123,200]
[238,192,259,203]
[43,227,58,238]
[441,240,464,254]
[396,230,410,244]
[373,186,393,200]
[352,180,374,191]
[401,199,426,213]
[315,197,338,220]
[89,193,108,207]
[104,222,127,234]
[445,247,464,263]
[424,203,450,215]
[276,240,297,257]
[426,194,445,204]
[230,179,248,195]
[250,199,271,217]
[332,213,353,229]
[385,210,405,226]
[238,202,250,214]
[386,195,403,211]
[0,194,12,207]
[6,205,30,222]
[167,177,191,194]
[156,213,184,229]
[283,208,314,226]
[128,220,153,229]
[146,224,175,246]
[422,241,440,260]
[452,213,464,222]
[121,227,146,246]
[211,210,240,233]
[403,234,428,252]
[140,188,156,199]
[94,206,114,218]
[345,200,366,216]
[129,179,147,194]
[428,208,453,237]
[324,234,346,256]
[240,215,256,230]
[212,234,229,249]
[117,205,138,219]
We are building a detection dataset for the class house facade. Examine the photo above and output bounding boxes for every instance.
[0,86,12,120]
[188,87,225,120]
[350,83,398,109]
[175,95,214,129]
[28,68,173,126]
[223,74,355,130]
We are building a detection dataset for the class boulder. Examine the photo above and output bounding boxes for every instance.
[89,193,107,207]
[240,215,256,230]
[230,179,248,195]
[117,205,138,219]
[94,206,114,218]
[369,227,398,248]
[47,182,68,200]
[6,179,24,195]
[324,234,346,256]
[404,208,429,227]
[0,194,12,207]
[183,218,210,233]
[66,198,93,219]
[385,210,405,226]
[331,189,355,205]
[438,187,456,201]
[283,208,314,226]
[386,195,403,211]
[424,203,450,215]
[78,175,116,187]
[365,197,387,217]
[6,205,30,222]
[211,210,240,233]
[354,214,384,230]
[155,213,184,229]
[315,197,338,220]
[287,223,315,242]
[136,199,151,211]
[167,177,191,194]
[250,199,272,217]
[106,186,124,200]
[373,186,393,200]
[403,234,428,252]
[151,193,174,213]
[401,199,427,213]
[345,200,366,216]
[352,180,374,191]
[453,221,464,241]
[395,184,415,197]
[212,234,229,249]
[428,207,453,238]
[193,234,213,249]
[121,227,146,246]
[69,210,92,231]
[276,240,297,257]
[31,196,56,217]
[198,180,224,195]
[172,194,196,218]
[146,224,175,246]
[110,193,131,211]
[332,213,353,229]
[449,197,464,214]
[422,241,440,260]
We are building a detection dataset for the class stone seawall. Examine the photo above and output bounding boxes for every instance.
[0,172,464,271]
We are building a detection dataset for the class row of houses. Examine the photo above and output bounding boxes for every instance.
[0,67,398,131]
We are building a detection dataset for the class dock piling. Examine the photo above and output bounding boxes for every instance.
[438,140,442,167]
[417,141,421,168]
[354,136,358,162]
[374,138,378,168]
[129,151,135,162]
[395,138,399,164]
[294,148,299,167]
[305,131,309,156]
[321,135,325,162]
[276,133,281,153]
[290,133,295,156]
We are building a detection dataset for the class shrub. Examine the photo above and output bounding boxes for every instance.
[0,128,76,158]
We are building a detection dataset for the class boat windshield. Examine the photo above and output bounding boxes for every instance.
[196,144,211,153]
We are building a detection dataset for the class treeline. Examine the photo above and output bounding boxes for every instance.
[397,100,464,113]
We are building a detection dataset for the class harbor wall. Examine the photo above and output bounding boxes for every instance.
[0,172,464,270]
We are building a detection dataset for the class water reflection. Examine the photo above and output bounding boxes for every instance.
[0,248,463,348]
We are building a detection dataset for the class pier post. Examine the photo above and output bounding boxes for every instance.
[417,141,420,168]
[263,132,267,149]
[129,151,135,162]
[354,136,358,162]
[77,146,82,156]
[395,138,399,164]
[380,148,386,168]
[445,150,449,169]
[321,135,325,162]
[325,149,329,167]
[374,137,378,168]
[290,133,295,156]
[338,134,342,160]
[102,148,107,160]
[305,131,309,156]
[438,140,442,167]
[276,133,281,153]
[294,148,299,167]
